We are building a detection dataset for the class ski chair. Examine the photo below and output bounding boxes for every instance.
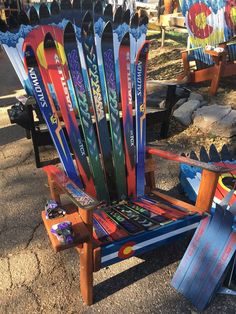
[179,0,236,95]
[23,24,236,309]
[16,1,235,306]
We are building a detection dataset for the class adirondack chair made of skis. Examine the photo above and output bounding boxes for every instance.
[21,6,236,307]
[179,0,236,95]
[2,3,180,169]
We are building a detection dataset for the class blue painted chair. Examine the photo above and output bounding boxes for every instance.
[179,0,236,95]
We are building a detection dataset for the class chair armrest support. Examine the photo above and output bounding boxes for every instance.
[146,147,236,174]
[43,165,99,210]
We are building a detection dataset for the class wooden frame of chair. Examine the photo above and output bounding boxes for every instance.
[180,45,236,95]
[42,148,234,305]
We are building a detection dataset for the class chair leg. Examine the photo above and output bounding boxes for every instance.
[78,208,94,305]
[79,242,93,305]
[209,57,225,95]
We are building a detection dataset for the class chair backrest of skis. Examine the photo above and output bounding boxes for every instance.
[21,1,149,204]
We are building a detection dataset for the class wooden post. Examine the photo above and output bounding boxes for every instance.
[209,56,225,95]
[47,175,61,204]
[145,154,156,191]
[78,208,94,305]
[195,169,220,212]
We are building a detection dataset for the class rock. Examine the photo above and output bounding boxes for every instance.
[210,109,236,137]
[188,92,204,102]
[193,104,236,137]
[173,100,201,126]
[172,98,187,111]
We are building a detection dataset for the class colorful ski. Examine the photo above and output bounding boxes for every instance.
[24,44,81,186]
[181,206,234,304]
[93,209,129,240]
[126,202,171,224]
[196,231,236,309]
[135,40,149,197]
[113,5,123,97]
[114,204,159,230]
[81,11,116,200]
[94,0,109,112]
[105,207,144,234]
[130,12,139,81]
[93,218,113,245]
[43,31,96,196]
[137,12,149,52]
[101,21,127,200]
[119,32,136,197]
[64,21,109,202]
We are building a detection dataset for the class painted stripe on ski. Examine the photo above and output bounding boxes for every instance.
[135,40,149,197]
[101,21,127,200]
[93,209,129,240]
[119,32,136,197]
[105,207,144,234]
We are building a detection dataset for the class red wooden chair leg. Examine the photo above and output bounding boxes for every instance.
[79,242,93,305]
[78,208,94,305]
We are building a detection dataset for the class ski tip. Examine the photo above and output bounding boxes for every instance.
[61,0,73,11]
[102,21,113,41]
[199,146,210,163]
[113,6,123,24]
[44,32,56,49]
[104,3,113,18]
[139,11,149,26]
[64,21,76,42]
[94,0,103,15]
[209,144,221,162]
[120,31,130,46]
[18,10,30,26]
[220,144,232,161]
[122,9,130,24]
[24,45,37,70]
[190,150,199,161]
[8,14,19,31]
[81,11,93,35]
[82,0,93,13]
[29,6,40,26]
[130,12,139,28]
[73,0,81,10]
[50,0,61,16]
[39,2,50,19]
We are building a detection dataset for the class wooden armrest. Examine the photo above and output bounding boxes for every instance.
[204,49,226,57]
[146,147,236,174]
[43,165,99,209]
[181,47,202,54]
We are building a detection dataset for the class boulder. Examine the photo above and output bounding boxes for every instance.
[193,104,236,137]
[188,92,204,102]
[173,100,201,126]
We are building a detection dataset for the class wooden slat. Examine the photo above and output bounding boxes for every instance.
[42,204,90,252]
